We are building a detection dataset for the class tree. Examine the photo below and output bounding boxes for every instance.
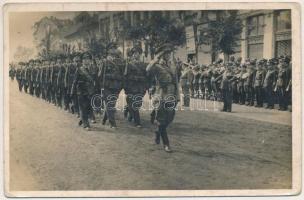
[198,11,243,60]
[33,16,73,59]
[123,13,186,58]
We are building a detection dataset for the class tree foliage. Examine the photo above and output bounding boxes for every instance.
[123,13,186,55]
[198,10,243,56]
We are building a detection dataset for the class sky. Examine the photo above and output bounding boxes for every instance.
[9,12,77,62]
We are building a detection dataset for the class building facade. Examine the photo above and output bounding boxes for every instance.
[64,10,291,64]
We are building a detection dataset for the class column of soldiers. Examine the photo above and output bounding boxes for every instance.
[180,55,292,112]
[13,43,179,153]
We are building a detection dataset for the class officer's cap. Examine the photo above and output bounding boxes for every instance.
[82,52,92,59]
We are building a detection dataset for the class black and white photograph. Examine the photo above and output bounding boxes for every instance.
[3,1,302,198]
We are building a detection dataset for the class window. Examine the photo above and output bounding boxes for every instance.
[100,17,110,39]
[143,11,149,20]
[275,10,291,32]
[247,15,264,36]
[276,40,291,57]
[133,12,141,25]
[248,43,263,59]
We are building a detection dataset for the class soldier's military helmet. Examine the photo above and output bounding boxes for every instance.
[130,46,143,55]
[155,43,175,56]
[257,59,264,66]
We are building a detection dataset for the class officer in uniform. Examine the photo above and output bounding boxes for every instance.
[146,43,179,153]
[254,60,266,107]
[71,53,95,130]
[180,63,191,107]
[99,46,124,128]
[263,58,278,109]
[220,62,234,112]
[275,56,290,111]
[192,64,201,98]
[124,45,148,127]
[237,64,247,105]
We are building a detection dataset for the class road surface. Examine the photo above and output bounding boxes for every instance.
[9,81,292,191]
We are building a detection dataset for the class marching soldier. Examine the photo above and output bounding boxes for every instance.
[23,62,30,93]
[99,46,124,128]
[124,45,148,127]
[9,64,16,81]
[146,43,179,153]
[71,53,95,130]
[28,60,35,95]
[16,63,24,92]
[65,55,80,116]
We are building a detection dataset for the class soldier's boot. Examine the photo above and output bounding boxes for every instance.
[155,131,160,144]
[150,110,156,124]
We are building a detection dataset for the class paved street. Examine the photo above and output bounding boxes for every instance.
[9,81,292,191]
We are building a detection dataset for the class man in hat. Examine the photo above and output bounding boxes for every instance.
[71,53,95,130]
[124,45,148,127]
[99,46,124,128]
[254,60,266,107]
[146,43,179,153]
[263,58,278,109]
[275,56,290,111]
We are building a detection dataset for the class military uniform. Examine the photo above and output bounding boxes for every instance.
[180,65,191,107]
[254,61,266,107]
[244,62,256,106]
[65,58,79,115]
[275,59,290,111]
[71,55,95,129]
[192,65,201,98]
[99,51,124,128]
[16,65,23,92]
[146,44,179,152]
[263,59,277,109]
[124,56,148,126]
[9,67,16,81]
[220,66,233,112]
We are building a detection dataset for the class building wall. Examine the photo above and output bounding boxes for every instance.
[67,10,291,63]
